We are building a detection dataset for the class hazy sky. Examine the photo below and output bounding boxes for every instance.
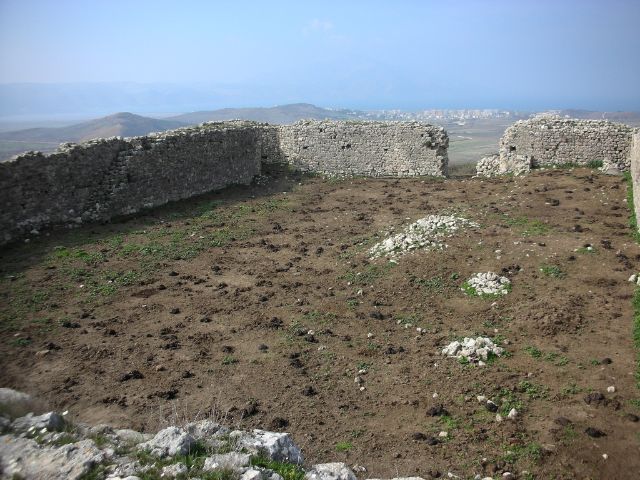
[0,0,639,110]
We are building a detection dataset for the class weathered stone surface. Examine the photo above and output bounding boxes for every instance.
[305,462,357,480]
[241,469,264,480]
[137,426,195,458]
[114,428,153,445]
[0,435,104,480]
[231,429,304,464]
[275,120,448,177]
[0,388,40,419]
[202,452,251,471]
[11,411,66,433]
[160,462,188,478]
[491,115,635,176]
[631,131,640,231]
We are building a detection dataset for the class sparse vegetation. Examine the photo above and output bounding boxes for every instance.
[539,264,565,278]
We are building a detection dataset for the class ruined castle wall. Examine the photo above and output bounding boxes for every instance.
[276,120,448,177]
[630,131,640,230]
[0,120,448,245]
[0,121,264,245]
[499,116,635,173]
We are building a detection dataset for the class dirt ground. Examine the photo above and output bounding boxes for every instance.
[1,168,640,479]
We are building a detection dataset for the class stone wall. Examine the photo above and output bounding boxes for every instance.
[631,132,640,230]
[276,120,448,177]
[478,115,635,176]
[0,121,264,245]
[0,120,448,245]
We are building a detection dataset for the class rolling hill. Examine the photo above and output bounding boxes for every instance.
[168,103,362,125]
[0,112,186,144]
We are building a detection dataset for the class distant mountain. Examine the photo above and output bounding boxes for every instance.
[0,112,187,145]
[168,103,363,125]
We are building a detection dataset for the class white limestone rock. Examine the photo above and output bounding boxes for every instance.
[0,388,42,419]
[161,462,188,478]
[241,469,264,480]
[137,426,195,458]
[463,272,511,296]
[203,452,251,471]
[11,411,66,433]
[0,435,104,480]
[231,429,303,464]
[305,462,357,480]
[442,337,505,363]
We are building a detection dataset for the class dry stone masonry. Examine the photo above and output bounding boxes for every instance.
[477,115,636,176]
[0,120,448,246]
[275,120,448,177]
[630,131,640,230]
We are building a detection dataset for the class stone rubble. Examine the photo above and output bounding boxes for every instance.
[0,385,516,479]
[369,214,478,259]
[463,272,511,296]
[441,337,505,363]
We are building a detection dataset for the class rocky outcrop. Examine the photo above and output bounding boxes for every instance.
[1,388,442,480]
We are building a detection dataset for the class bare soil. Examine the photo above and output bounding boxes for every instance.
[1,168,640,479]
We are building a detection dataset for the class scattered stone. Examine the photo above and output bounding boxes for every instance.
[625,413,639,422]
[607,386,616,393]
[369,215,478,259]
[507,408,518,420]
[427,404,449,417]
[585,427,606,438]
[119,370,144,382]
[584,392,605,406]
[442,337,504,363]
[463,272,511,296]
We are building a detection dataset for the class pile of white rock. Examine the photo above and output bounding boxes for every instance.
[474,154,502,177]
[442,337,505,364]
[369,214,478,259]
[463,272,511,296]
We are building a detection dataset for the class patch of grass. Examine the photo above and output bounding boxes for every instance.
[503,215,551,236]
[539,264,565,278]
[561,383,582,396]
[346,298,359,309]
[335,441,353,452]
[498,388,524,416]
[524,346,542,358]
[222,355,238,365]
[439,415,459,430]
[250,456,305,480]
[410,274,454,294]
[9,337,31,347]
[341,262,396,286]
